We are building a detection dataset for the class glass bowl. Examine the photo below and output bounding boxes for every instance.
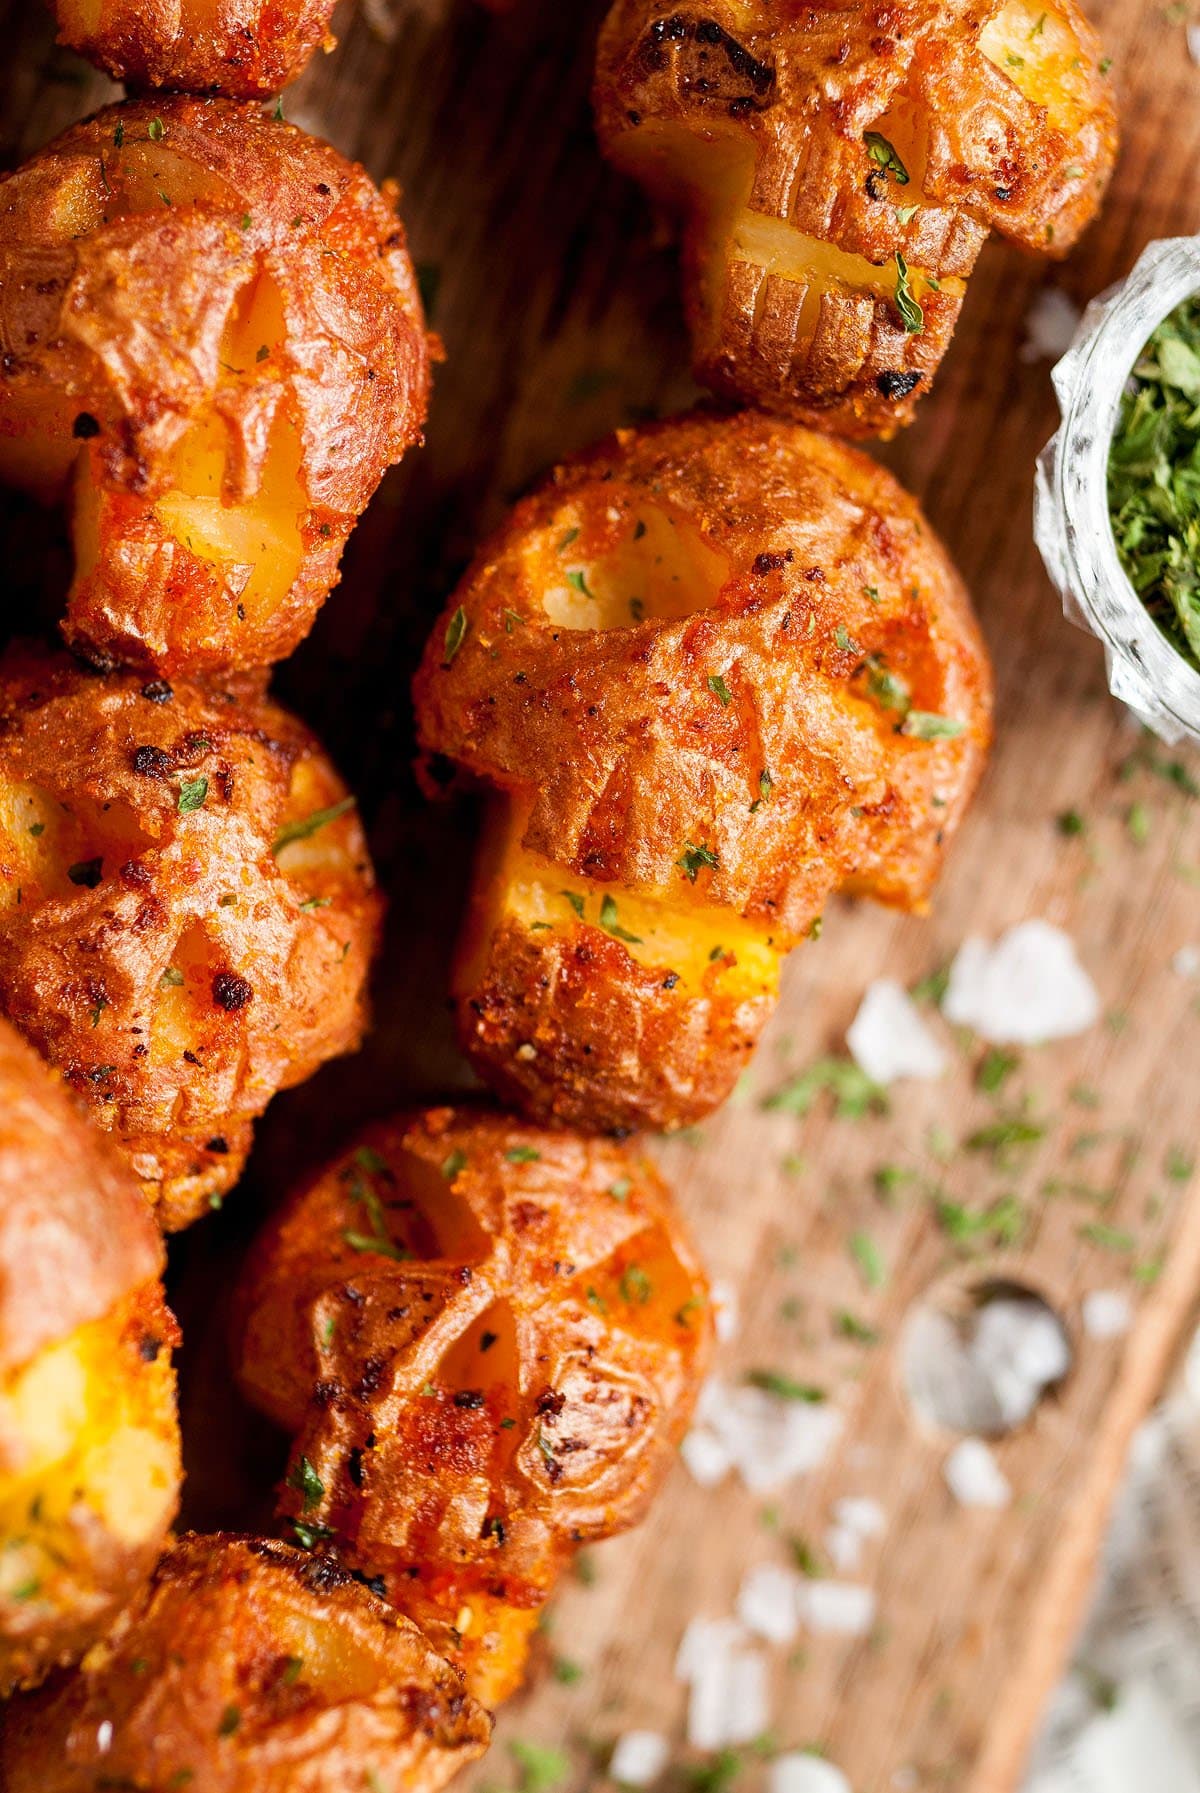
[1034,235,1200,746]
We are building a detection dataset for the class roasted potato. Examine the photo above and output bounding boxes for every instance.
[0,642,382,1230]
[413,411,991,1132]
[0,97,430,679]
[0,1018,180,1695]
[594,0,1117,436]
[51,0,339,97]
[0,1534,492,1792]
[234,1108,711,1705]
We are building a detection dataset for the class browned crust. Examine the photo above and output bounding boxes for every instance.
[456,913,772,1133]
[51,0,339,97]
[0,1019,162,1374]
[233,1107,712,1699]
[415,411,993,941]
[0,643,383,1229]
[0,96,431,678]
[0,1534,492,1793]
[594,1,1118,434]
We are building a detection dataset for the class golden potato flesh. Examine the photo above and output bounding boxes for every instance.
[594,0,1117,436]
[234,1109,711,1705]
[0,1019,180,1695]
[0,1534,492,1793]
[0,97,430,679]
[0,643,382,1230]
[51,0,338,97]
[413,410,992,1132]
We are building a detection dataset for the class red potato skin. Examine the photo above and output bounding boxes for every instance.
[0,643,382,1230]
[0,1535,492,1793]
[0,97,431,679]
[594,0,1118,436]
[50,0,339,98]
[233,1108,712,1703]
[0,1019,181,1695]
[413,411,992,1132]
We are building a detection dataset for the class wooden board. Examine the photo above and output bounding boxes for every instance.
[1,3,1199,1790]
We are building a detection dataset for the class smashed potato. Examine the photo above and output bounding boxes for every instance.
[0,643,382,1230]
[0,1534,492,1793]
[414,412,991,1132]
[0,97,430,678]
[594,1,1117,435]
[0,1019,179,1695]
[51,0,339,97]
[234,1108,711,1705]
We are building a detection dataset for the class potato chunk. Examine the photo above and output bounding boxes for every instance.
[234,1109,711,1705]
[413,410,992,1131]
[0,97,430,678]
[0,1535,491,1792]
[0,643,382,1228]
[51,0,339,97]
[594,0,1117,435]
[0,1020,180,1694]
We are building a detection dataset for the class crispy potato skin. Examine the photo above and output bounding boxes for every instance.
[414,411,991,1131]
[594,1,1117,435]
[0,97,430,679]
[0,1020,180,1695]
[51,0,339,97]
[233,1108,711,1704]
[0,643,382,1229]
[0,1534,492,1793]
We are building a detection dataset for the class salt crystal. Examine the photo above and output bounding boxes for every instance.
[1190,23,1200,65]
[680,1425,733,1489]
[736,1562,801,1644]
[675,1618,770,1750]
[1082,1289,1134,1340]
[1020,286,1082,363]
[832,1496,886,1539]
[824,1524,862,1573]
[610,1732,671,1787]
[1173,944,1200,978]
[1075,1679,1200,1793]
[972,1298,1072,1426]
[694,1378,843,1494]
[847,979,947,1085]
[943,920,1100,1044]
[795,1579,877,1637]
[944,1438,1012,1508]
[768,1755,852,1793]
[96,1721,113,1754]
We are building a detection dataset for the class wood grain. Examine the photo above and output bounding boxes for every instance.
[1,2,1198,1790]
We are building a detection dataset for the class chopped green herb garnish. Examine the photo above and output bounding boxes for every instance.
[599,891,642,944]
[849,1230,886,1288]
[566,569,594,598]
[619,1264,653,1305]
[273,797,355,854]
[176,775,208,814]
[443,605,469,664]
[901,710,965,740]
[218,1706,241,1738]
[744,1369,826,1403]
[510,1741,571,1793]
[763,1057,888,1120]
[287,1455,325,1513]
[893,252,924,334]
[864,131,910,185]
[708,673,733,705]
[442,1148,468,1181]
[677,839,719,882]
[148,117,164,142]
[835,1309,880,1345]
[562,888,585,918]
[505,1146,541,1164]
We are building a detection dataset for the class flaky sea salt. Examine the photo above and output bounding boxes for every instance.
[680,1426,733,1488]
[944,920,1100,1044]
[1173,944,1200,979]
[795,1579,877,1637]
[610,1732,671,1787]
[768,1755,852,1793]
[675,1618,770,1750]
[736,1562,801,1644]
[944,1438,1012,1509]
[1020,286,1083,363]
[1083,1289,1134,1340]
[711,1279,740,1343]
[690,1378,843,1495]
[847,979,947,1085]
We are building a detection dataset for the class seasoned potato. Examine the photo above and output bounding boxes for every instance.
[0,643,382,1230]
[413,411,991,1132]
[0,1019,180,1695]
[51,0,339,97]
[234,1108,711,1705]
[0,97,430,678]
[0,1534,492,1792]
[594,0,1117,436]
